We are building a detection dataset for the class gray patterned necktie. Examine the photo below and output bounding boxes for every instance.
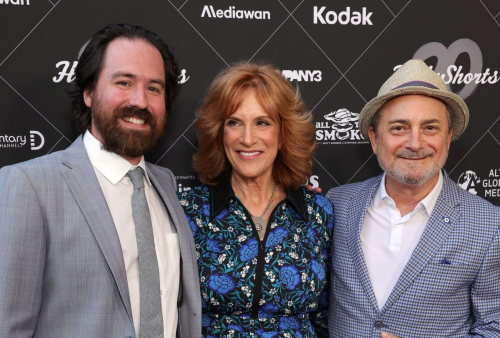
[127,167,164,337]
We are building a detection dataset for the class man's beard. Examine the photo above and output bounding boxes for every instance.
[92,105,167,158]
[377,146,447,187]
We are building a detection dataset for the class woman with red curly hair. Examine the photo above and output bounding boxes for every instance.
[178,62,333,337]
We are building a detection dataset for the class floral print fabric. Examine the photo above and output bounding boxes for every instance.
[178,183,333,338]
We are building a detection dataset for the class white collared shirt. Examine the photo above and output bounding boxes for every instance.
[360,170,444,309]
[83,132,180,338]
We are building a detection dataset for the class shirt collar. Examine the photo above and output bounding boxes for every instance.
[83,131,152,186]
[373,170,444,216]
[210,174,307,221]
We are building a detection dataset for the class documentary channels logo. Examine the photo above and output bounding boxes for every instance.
[394,38,500,100]
[458,169,500,198]
[316,108,368,145]
[0,131,44,150]
[314,7,373,25]
[201,5,270,19]
[53,61,190,84]
[0,0,30,5]
[282,70,322,82]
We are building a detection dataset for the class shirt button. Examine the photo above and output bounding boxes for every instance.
[374,321,384,329]
[394,224,401,228]
[386,201,392,206]
[160,290,164,296]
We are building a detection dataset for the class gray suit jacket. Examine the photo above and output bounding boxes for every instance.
[0,136,201,338]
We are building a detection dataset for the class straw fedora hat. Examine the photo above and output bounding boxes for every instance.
[359,59,469,141]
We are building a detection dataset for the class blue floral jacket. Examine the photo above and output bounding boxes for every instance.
[177,178,333,338]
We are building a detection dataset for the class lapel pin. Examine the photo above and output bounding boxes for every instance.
[443,217,450,223]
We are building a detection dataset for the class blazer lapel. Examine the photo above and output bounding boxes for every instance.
[60,137,133,322]
[346,176,383,313]
[380,173,461,314]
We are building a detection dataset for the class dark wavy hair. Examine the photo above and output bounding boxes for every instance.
[193,62,317,190]
[67,23,180,133]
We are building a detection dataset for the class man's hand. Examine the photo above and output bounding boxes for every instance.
[304,184,322,193]
[381,332,400,338]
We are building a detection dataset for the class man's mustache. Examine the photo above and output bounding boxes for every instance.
[115,107,154,124]
[396,150,434,158]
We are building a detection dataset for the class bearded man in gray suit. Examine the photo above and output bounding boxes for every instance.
[0,23,200,338]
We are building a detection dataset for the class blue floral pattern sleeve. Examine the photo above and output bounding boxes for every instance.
[178,185,333,338]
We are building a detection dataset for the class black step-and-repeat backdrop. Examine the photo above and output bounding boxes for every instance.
[1,0,500,205]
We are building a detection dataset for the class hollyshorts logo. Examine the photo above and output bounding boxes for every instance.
[0,131,44,150]
[313,7,373,25]
[315,108,368,145]
[53,61,190,84]
[282,70,322,82]
[175,175,195,192]
[0,0,30,5]
[458,169,500,198]
[394,38,500,100]
[201,5,270,20]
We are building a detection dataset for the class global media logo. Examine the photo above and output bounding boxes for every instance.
[0,130,44,150]
[316,108,368,145]
[457,169,500,198]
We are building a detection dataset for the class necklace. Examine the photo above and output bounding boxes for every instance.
[250,182,276,233]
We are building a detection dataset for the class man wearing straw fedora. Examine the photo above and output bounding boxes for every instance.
[326,59,500,337]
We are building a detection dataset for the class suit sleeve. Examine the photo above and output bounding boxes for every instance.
[0,166,46,337]
[468,222,500,337]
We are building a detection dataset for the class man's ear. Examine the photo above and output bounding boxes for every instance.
[368,126,378,154]
[83,89,92,108]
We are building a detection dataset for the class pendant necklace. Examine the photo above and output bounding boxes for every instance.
[250,182,276,235]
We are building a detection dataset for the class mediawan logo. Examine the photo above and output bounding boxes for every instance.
[315,108,368,145]
[394,38,500,100]
[201,5,270,20]
[314,7,373,25]
[0,0,30,5]
[282,70,322,82]
[0,131,44,150]
[53,61,190,84]
[458,169,500,198]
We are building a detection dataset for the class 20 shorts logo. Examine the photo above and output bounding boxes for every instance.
[53,61,190,84]
[313,7,373,25]
[282,70,322,82]
[394,38,500,100]
[458,169,500,198]
[315,108,368,145]
[0,130,44,150]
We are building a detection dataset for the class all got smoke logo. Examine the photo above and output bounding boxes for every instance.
[53,61,190,84]
[0,131,44,150]
[395,38,500,100]
[458,169,500,198]
[315,108,368,145]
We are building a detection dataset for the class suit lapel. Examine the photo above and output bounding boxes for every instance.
[347,177,382,313]
[60,137,133,322]
[380,174,461,314]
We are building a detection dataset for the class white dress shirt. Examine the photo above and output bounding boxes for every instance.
[360,171,443,309]
[83,132,180,338]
